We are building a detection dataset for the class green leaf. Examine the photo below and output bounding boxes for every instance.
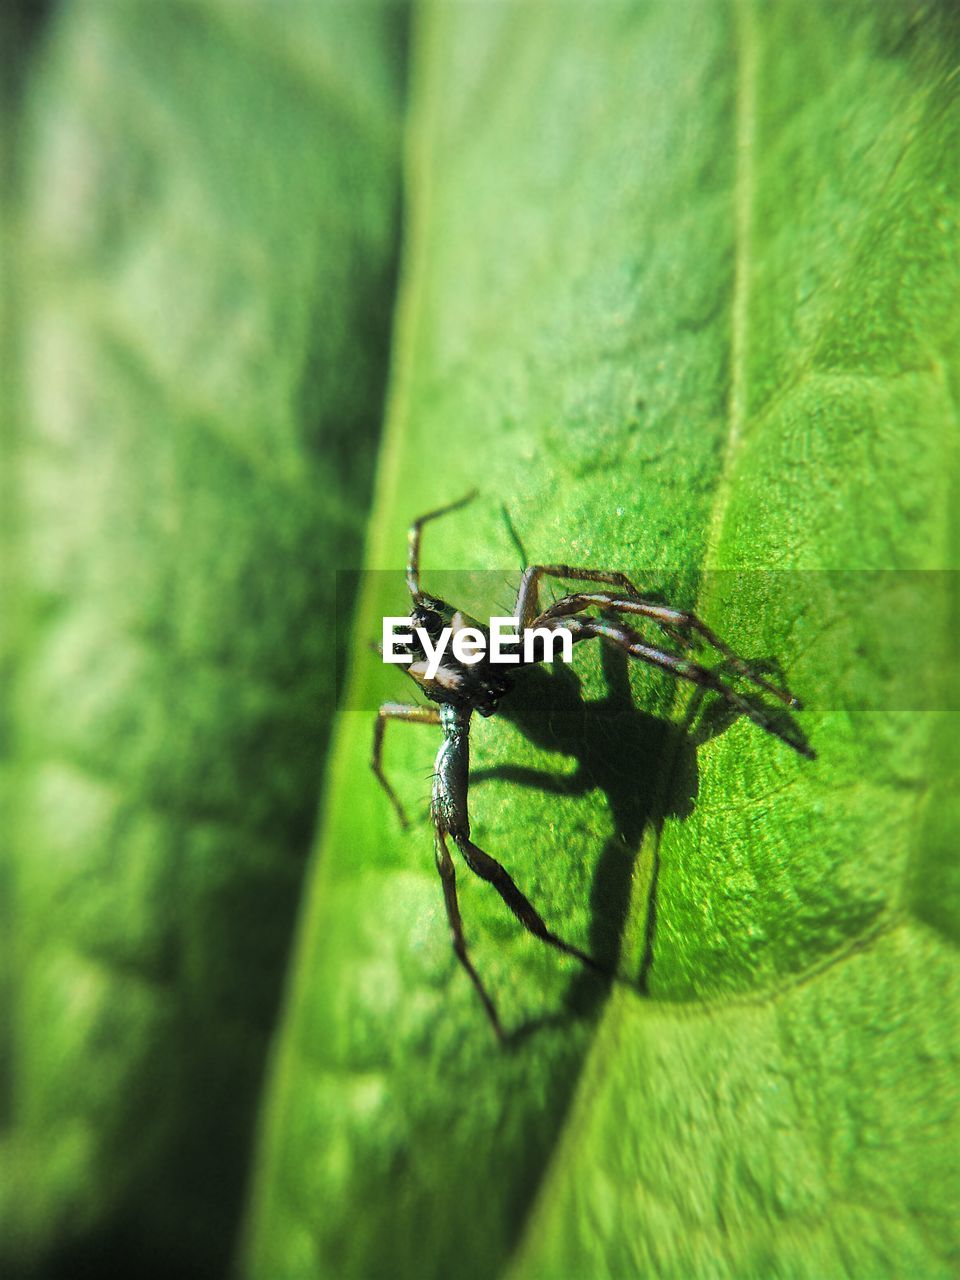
[244,3,959,1279]
[2,1,404,1272]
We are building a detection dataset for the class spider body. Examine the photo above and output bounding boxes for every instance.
[402,597,514,717]
[372,492,812,1039]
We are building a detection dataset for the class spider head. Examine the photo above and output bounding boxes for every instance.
[404,595,513,716]
[410,594,450,642]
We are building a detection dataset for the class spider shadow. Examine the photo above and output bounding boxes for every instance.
[471,641,697,1028]
[471,642,808,1037]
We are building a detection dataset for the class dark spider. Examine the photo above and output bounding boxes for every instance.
[372,492,813,1039]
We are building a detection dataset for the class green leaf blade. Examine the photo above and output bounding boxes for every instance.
[245,2,959,1278]
[2,1,404,1272]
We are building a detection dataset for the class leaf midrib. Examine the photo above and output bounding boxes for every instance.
[506,0,759,1259]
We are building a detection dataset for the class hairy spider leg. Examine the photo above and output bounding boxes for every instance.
[432,703,603,1036]
[516,565,800,708]
[372,702,441,827]
[560,615,815,758]
[535,591,801,709]
[453,833,604,974]
[406,490,478,598]
[516,564,640,629]
[435,831,504,1040]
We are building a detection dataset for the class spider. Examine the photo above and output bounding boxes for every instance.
[372,492,812,1039]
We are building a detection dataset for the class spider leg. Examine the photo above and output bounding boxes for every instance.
[406,490,478,598]
[535,592,801,708]
[564,616,814,758]
[435,831,504,1040]
[515,564,640,629]
[371,702,441,827]
[451,832,606,975]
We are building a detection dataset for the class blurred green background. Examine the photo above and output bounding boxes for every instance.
[2,2,958,1278]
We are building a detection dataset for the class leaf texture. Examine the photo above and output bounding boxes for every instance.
[244,2,959,1279]
[1,1,404,1273]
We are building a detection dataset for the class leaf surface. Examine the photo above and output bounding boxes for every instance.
[1,1,404,1272]
[245,2,959,1278]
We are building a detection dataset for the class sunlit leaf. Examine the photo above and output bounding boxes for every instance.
[244,3,959,1278]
